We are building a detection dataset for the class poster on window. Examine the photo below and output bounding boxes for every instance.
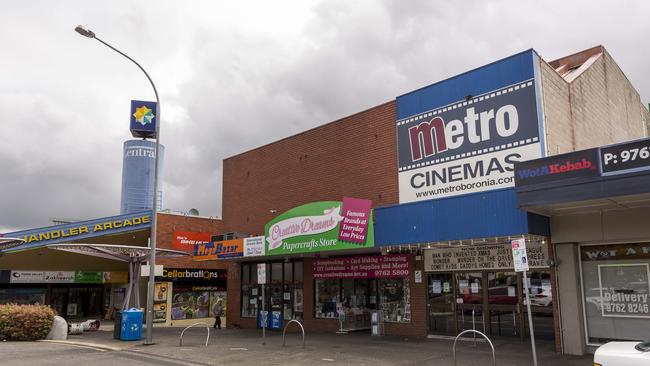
[598,264,650,318]
[154,282,168,302]
[294,288,304,313]
[171,288,212,320]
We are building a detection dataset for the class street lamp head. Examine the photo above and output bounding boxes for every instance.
[74,25,95,38]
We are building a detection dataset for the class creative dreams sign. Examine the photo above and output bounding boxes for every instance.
[264,197,374,255]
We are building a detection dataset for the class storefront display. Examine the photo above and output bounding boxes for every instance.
[313,254,411,326]
[580,243,650,344]
[158,268,227,321]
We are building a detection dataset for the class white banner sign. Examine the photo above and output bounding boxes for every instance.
[399,143,540,202]
[424,242,548,272]
[244,236,265,257]
[10,271,44,283]
[43,271,75,283]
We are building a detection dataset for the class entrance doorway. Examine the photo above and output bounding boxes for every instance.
[426,270,554,341]
[427,273,455,334]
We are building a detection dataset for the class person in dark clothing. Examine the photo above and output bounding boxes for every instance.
[213,300,223,329]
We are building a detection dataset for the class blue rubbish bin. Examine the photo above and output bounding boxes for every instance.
[120,308,143,341]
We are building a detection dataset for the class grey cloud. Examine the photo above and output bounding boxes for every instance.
[1,0,649,231]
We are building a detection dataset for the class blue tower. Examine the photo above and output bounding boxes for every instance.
[120,139,165,214]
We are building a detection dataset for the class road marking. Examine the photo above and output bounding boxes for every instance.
[230,347,248,351]
[322,358,335,362]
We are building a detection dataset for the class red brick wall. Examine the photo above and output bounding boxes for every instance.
[222,101,398,234]
[155,212,228,271]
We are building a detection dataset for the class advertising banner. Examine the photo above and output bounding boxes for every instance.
[337,197,372,244]
[173,231,212,252]
[397,79,542,203]
[102,271,128,284]
[264,198,374,256]
[193,238,244,260]
[313,254,410,279]
[424,242,548,272]
[244,236,265,257]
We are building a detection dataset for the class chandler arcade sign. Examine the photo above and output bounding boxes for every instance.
[1,211,152,252]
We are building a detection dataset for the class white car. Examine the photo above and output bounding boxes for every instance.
[594,341,650,365]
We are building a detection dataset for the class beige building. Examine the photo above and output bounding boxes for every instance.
[517,46,650,356]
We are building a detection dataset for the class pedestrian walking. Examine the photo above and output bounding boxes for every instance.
[213,300,223,329]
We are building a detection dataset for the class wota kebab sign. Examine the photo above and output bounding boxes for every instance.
[396,60,542,203]
[264,197,374,255]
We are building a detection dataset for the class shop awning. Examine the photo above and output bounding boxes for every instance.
[48,243,188,310]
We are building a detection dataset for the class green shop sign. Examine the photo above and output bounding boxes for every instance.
[264,198,374,255]
[75,271,103,283]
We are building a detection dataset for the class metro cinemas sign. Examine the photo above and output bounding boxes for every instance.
[397,79,542,203]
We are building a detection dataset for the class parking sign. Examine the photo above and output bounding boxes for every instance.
[511,238,529,272]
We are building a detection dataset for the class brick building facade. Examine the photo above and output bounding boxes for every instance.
[217,46,649,351]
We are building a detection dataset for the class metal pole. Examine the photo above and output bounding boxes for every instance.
[87,33,161,345]
[472,309,476,346]
[523,271,538,366]
[261,284,266,345]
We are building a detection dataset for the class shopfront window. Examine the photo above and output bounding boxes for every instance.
[580,243,650,344]
[379,278,411,323]
[171,287,225,320]
[315,279,341,318]
[456,272,483,305]
[488,272,518,305]
[0,288,46,305]
[241,261,303,320]
[315,278,411,324]
[313,254,411,325]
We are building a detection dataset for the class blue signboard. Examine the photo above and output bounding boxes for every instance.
[130,100,157,139]
[257,310,269,329]
[395,50,544,204]
[1,211,152,252]
[270,310,283,330]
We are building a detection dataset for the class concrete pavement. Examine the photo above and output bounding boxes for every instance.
[0,325,593,365]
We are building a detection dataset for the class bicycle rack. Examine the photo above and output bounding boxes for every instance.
[452,329,496,366]
[282,319,305,348]
[179,322,210,347]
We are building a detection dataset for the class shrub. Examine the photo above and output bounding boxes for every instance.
[0,304,56,341]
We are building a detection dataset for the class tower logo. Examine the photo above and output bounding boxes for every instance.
[133,105,155,126]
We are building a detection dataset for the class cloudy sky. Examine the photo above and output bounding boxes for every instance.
[1,0,649,232]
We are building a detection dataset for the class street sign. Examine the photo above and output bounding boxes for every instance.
[257,263,266,284]
[511,238,529,272]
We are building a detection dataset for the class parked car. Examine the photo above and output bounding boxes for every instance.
[594,341,650,365]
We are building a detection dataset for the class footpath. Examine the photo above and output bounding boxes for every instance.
[50,325,593,366]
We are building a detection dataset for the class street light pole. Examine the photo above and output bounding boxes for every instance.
[75,25,161,345]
